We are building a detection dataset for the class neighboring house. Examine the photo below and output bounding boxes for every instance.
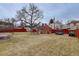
[0,21,13,30]
[49,19,63,30]
[62,24,69,29]
[54,20,63,29]
[67,20,79,30]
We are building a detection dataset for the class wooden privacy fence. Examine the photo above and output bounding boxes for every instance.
[75,29,79,39]
[63,29,79,39]
[0,28,27,32]
[63,29,69,34]
[0,27,79,38]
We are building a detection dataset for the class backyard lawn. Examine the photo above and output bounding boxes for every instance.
[0,32,79,56]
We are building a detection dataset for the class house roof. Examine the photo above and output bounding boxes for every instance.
[55,20,62,24]
[67,20,79,25]
[0,21,13,25]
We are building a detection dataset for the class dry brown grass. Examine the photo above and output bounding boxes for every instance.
[0,32,79,56]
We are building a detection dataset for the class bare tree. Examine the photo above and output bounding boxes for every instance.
[16,4,43,31]
[11,18,16,28]
[5,18,16,29]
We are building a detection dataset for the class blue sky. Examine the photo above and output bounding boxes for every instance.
[0,3,79,24]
